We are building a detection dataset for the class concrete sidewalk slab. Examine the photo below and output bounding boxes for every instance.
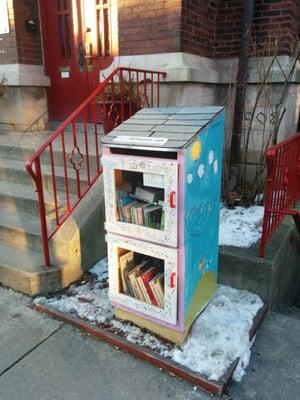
[230,311,300,400]
[0,324,211,400]
[0,286,299,400]
[0,287,61,375]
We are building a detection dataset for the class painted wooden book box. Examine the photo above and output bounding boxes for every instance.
[101,106,225,345]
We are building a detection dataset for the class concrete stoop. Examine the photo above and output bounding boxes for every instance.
[0,131,106,296]
[218,213,300,309]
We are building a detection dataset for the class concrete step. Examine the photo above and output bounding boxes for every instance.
[0,205,71,262]
[0,158,92,194]
[0,131,103,167]
[0,180,75,216]
[0,131,106,296]
[0,177,106,296]
[0,241,68,295]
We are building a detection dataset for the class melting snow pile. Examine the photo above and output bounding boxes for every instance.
[35,258,263,382]
[219,206,264,248]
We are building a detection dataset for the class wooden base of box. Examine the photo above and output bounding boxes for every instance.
[115,307,189,345]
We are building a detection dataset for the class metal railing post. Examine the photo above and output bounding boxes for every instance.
[35,157,51,267]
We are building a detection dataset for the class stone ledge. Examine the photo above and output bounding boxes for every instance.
[0,64,50,87]
[218,212,300,309]
[101,53,300,84]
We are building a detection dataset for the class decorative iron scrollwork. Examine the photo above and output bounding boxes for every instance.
[108,102,120,128]
[69,145,84,171]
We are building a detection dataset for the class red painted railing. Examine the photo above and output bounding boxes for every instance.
[259,132,300,257]
[26,67,166,266]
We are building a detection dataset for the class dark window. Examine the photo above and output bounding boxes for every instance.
[57,0,72,59]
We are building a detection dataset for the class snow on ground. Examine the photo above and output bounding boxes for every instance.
[219,206,264,248]
[35,258,263,382]
[172,285,262,381]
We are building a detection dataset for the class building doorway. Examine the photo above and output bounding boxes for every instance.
[40,0,117,121]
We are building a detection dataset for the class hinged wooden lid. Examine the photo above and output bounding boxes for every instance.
[101,106,224,152]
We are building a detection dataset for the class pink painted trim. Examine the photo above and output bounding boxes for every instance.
[103,147,110,156]
[104,150,185,331]
[177,151,185,330]
[111,300,184,333]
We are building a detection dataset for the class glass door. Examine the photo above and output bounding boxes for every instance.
[102,154,178,247]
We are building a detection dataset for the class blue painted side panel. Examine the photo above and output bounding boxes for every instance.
[183,113,225,314]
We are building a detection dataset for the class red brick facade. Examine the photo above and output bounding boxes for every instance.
[14,0,42,64]
[181,0,216,58]
[118,0,182,55]
[0,0,42,65]
[0,0,298,66]
[118,0,300,58]
[215,0,300,57]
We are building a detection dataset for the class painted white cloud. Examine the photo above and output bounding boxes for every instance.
[209,150,214,164]
[187,173,193,184]
[214,159,218,174]
[197,164,205,178]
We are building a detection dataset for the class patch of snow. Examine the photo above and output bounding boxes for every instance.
[35,257,113,325]
[172,285,263,381]
[90,257,108,280]
[35,258,263,383]
[219,206,264,248]
[254,193,264,205]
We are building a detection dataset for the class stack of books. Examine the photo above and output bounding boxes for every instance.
[119,251,165,308]
[116,183,164,230]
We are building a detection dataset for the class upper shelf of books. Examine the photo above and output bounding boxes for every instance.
[115,170,165,231]
[101,106,224,152]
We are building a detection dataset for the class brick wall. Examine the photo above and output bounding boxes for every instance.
[118,0,182,55]
[14,0,42,64]
[118,0,300,58]
[215,0,300,58]
[2,1,298,65]
[0,0,42,65]
[181,0,217,58]
[0,0,18,64]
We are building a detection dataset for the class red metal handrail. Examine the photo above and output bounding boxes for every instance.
[259,132,300,257]
[26,67,166,266]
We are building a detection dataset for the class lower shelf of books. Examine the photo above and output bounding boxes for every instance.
[118,248,165,309]
[107,233,178,324]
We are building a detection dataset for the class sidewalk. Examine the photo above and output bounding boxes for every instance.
[0,286,299,400]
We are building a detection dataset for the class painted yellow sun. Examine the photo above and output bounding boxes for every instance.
[191,140,202,161]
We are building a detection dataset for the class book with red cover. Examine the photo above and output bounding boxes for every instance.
[141,267,160,306]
